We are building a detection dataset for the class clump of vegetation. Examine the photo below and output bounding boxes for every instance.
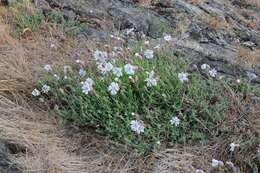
[33,48,245,152]
[13,8,43,37]
[6,0,44,37]
[47,10,87,36]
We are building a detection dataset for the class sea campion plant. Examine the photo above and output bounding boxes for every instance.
[35,49,231,152]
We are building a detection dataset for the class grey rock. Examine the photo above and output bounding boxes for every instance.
[35,0,260,83]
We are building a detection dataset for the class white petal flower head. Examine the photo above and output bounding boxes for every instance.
[32,89,40,96]
[108,82,120,95]
[154,45,160,49]
[79,68,86,77]
[135,52,142,58]
[164,34,172,41]
[230,143,239,152]
[42,84,50,94]
[145,71,158,87]
[201,63,210,70]
[105,62,114,72]
[94,50,108,62]
[126,28,134,35]
[113,67,123,77]
[124,64,136,75]
[98,62,114,75]
[144,49,154,59]
[178,72,189,83]
[212,159,224,168]
[44,64,52,72]
[82,78,94,95]
[130,120,145,134]
[196,169,205,173]
[247,72,257,81]
[53,74,60,80]
[226,161,234,168]
[170,116,180,126]
[209,68,217,78]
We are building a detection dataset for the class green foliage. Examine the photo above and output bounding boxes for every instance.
[47,10,88,36]
[13,8,44,37]
[38,52,230,152]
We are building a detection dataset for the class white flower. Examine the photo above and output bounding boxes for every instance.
[178,72,189,83]
[247,72,257,81]
[113,67,123,77]
[212,159,224,168]
[39,97,44,103]
[130,120,145,134]
[145,71,158,87]
[230,143,239,152]
[201,63,210,70]
[236,79,241,83]
[79,68,86,77]
[93,50,108,62]
[53,74,60,80]
[108,82,120,95]
[170,116,180,126]
[32,89,40,96]
[126,28,134,35]
[98,62,114,74]
[64,65,72,79]
[50,43,57,49]
[226,161,234,168]
[124,64,136,75]
[82,78,94,95]
[105,62,114,72]
[154,45,160,49]
[209,68,217,78]
[164,34,172,41]
[156,141,161,145]
[44,64,52,72]
[135,53,142,58]
[144,40,149,45]
[42,84,50,94]
[144,49,154,59]
[195,169,205,173]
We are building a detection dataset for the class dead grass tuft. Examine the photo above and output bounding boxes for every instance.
[199,14,232,31]
[237,47,260,65]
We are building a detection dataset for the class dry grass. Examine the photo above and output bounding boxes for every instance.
[199,14,232,31]
[153,146,211,172]
[136,0,154,7]
[237,47,260,65]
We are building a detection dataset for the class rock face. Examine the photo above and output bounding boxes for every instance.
[35,0,260,83]
[0,140,21,173]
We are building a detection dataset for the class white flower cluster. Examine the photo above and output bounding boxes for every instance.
[230,142,239,152]
[144,49,154,59]
[130,120,145,134]
[108,82,120,95]
[124,63,136,75]
[170,116,180,126]
[145,71,158,87]
[32,84,50,97]
[201,64,218,78]
[178,72,189,83]
[211,159,224,168]
[82,78,94,95]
